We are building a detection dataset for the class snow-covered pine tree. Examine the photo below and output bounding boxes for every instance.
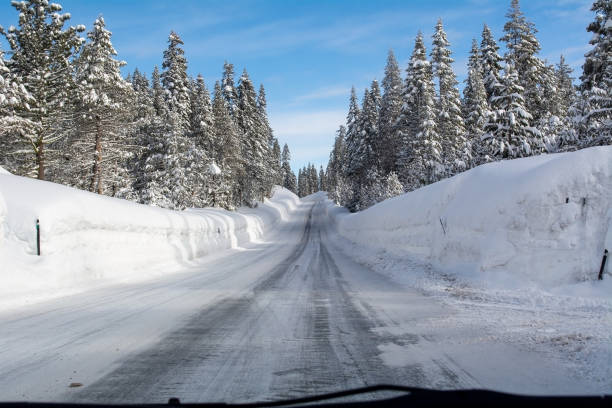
[257,84,279,193]
[326,125,345,203]
[222,61,238,117]
[121,68,155,202]
[341,87,361,209]
[353,82,383,208]
[319,165,326,192]
[379,50,403,175]
[135,32,209,210]
[212,80,243,209]
[0,0,85,180]
[554,55,580,151]
[382,171,404,200]
[500,0,548,122]
[236,69,267,205]
[480,24,503,102]
[357,81,381,173]
[151,66,164,117]
[536,62,569,152]
[369,79,382,163]
[556,55,576,119]
[297,168,302,197]
[431,19,468,175]
[579,0,611,146]
[133,111,175,208]
[397,32,442,191]
[0,48,38,173]
[281,143,297,193]
[358,167,384,210]
[463,39,489,166]
[481,63,541,159]
[309,163,318,193]
[161,31,191,133]
[270,137,282,187]
[189,74,214,154]
[131,69,154,122]
[71,16,132,195]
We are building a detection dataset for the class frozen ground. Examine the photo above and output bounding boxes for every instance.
[0,148,611,402]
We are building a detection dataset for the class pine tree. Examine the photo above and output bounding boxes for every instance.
[319,165,326,192]
[536,62,570,152]
[579,0,611,146]
[556,55,576,118]
[397,32,442,190]
[356,82,381,174]
[500,0,547,121]
[341,87,361,209]
[463,39,490,166]
[151,66,164,117]
[358,167,384,209]
[161,31,191,133]
[379,50,403,175]
[122,68,155,201]
[382,172,404,200]
[189,74,214,153]
[132,32,210,210]
[257,84,278,193]
[553,55,579,151]
[326,125,345,203]
[431,19,468,175]
[236,69,267,204]
[0,0,85,179]
[309,163,318,193]
[482,63,541,159]
[131,69,154,121]
[270,137,282,186]
[222,61,238,116]
[212,80,243,209]
[281,143,297,193]
[0,48,38,172]
[480,24,503,101]
[71,16,132,195]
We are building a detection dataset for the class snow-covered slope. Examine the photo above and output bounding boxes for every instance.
[0,169,299,306]
[327,146,612,289]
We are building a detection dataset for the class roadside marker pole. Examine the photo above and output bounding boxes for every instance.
[598,249,608,280]
[36,219,40,256]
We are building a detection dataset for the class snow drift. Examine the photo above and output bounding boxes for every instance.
[327,146,612,288]
[0,169,299,306]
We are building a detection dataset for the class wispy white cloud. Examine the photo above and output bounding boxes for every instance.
[292,86,351,104]
[540,0,591,24]
[270,110,346,139]
[269,109,346,169]
[181,5,497,58]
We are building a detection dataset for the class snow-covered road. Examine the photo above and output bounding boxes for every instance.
[0,197,603,403]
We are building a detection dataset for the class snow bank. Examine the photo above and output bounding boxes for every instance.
[0,172,299,306]
[328,147,612,289]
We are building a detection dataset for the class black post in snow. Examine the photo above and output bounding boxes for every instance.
[36,219,40,256]
[598,249,608,280]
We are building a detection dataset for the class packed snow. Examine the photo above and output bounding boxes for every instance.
[0,168,299,309]
[328,146,612,292]
[323,147,612,391]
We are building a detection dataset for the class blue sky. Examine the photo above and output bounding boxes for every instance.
[0,0,593,172]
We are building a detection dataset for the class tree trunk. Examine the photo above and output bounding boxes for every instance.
[36,140,45,180]
[90,115,103,193]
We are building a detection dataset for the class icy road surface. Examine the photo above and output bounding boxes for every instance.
[0,198,600,402]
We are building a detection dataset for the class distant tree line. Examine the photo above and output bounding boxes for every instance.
[0,0,298,210]
[326,0,611,211]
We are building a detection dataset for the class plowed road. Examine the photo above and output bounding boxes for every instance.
[0,198,591,403]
